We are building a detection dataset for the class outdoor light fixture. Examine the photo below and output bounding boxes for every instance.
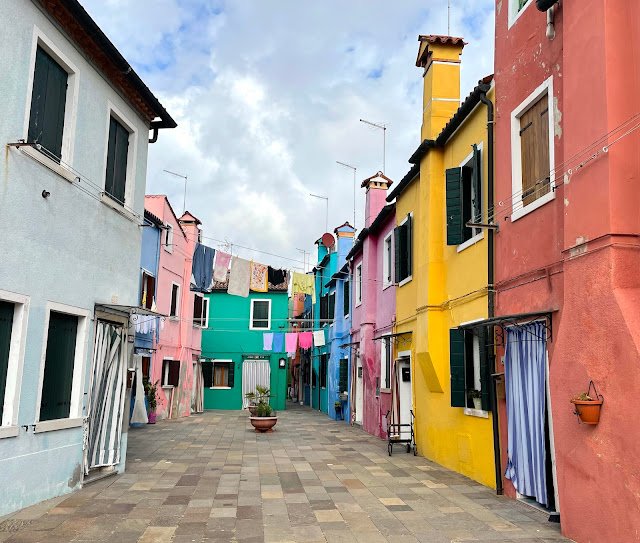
[279,358,286,369]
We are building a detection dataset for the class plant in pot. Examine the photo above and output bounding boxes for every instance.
[468,389,482,410]
[570,382,604,424]
[245,385,273,416]
[145,380,159,424]
[334,400,343,421]
[249,397,278,432]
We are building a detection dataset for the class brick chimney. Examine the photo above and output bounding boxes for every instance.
[362,171,393,228]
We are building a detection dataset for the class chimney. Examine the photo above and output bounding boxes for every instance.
[416,35,466,140]
[362,171,393,228]
[334,222,356,268]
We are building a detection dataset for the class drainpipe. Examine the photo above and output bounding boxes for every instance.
[479,85,503,495]
[149,127,159,144]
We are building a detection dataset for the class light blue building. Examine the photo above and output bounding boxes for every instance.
[0,1,174,516]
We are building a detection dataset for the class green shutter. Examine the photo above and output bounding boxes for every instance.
[328,293,335,320]
[227,362,235,388]
[0,301,15,424]
[40,312,78,422]
[450,328,466,408]
[471,144,482,224]
[320,295,328,320]
[339,359,348,392]
[446,167,464,245]
[343,280,349,316]
[105,117,129,204]
[202,362,212,387]
[405,214,412,277]
[393,226,401,283]
[479,326,490,411]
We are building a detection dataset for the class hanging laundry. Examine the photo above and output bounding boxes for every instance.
[191,242,216,292]
[227,257,251,297]
[313,330,325,347]
[298,332,313,349]
[285,333,298,354]
[250,262,268,292]
[263,333,274,351]
[213,251,232,282]
[268,267,286,286]
[273,333,284,352]
[292,271,316,303]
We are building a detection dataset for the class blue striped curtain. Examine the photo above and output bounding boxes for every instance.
[504,322,548,506]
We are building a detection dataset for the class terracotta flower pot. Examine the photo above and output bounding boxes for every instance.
[249,416,278,432]
[148,412,157,424]
[571,399,603,424]
[248,405,257,416]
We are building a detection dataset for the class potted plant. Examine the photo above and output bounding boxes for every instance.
[468,389,482,410]
[245,385,273,416]
[249,400,278,432]
[334,400,343,420]
[145,380,159,424]
[571,386,604,425]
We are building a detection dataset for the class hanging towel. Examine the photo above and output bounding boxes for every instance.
[130,355,148,425]
[213,251,232,282]
[228,257,251,297]
[285,333,298,354]
[250,262,268,292]
[273,333,284,352]
[263,333,274,351]
[313,330,325,347]
[191,243,216,292]
[268,267,286,286]
[292,271,316,303]
[298,332,313,349]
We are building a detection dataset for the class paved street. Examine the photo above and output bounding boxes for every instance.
[0,405,570,543]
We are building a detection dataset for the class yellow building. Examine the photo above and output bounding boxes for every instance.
[386,35,497,488]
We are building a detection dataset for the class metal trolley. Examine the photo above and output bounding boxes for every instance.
[385,409,417,456]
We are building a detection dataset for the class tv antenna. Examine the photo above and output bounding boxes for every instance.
[359,119,387,173]
[336,161,357,230]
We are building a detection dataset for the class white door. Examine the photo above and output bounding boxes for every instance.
[355,354,363,424]
[398,357,412,426]
[242,359,271,408]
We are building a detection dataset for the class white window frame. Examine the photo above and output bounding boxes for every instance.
[398,212,413,287]
[202,297,210,329]
[508,0,534,29]
[212,359,232,389]
[457,141,486,252]
[162,357,175,388]
[170,281,180,319]
[249,299,272,330]
[510,76,555,222]
[34,302,90,433]
[383,232,393,289]
[140,268,154,307]
[355,263,363,307]
[193,293,204,328]
[0,290,30,439]
[21,27,80,184]
[164,223,174,253]
[100,100,139,213]
[463,327,489,418]
[380,334,391,393]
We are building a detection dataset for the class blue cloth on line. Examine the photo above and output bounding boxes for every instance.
[272,333,284,353]
[191,243,216,292]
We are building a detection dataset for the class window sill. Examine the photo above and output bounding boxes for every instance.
[379,388,391,394]
[211,386,231,390]
[382,282,393,291]
[355,301,362,308]
[34,417,83,434]
[100,194,137,223]
[162,385,175,389]
[169,316,179,322]
[398,275,413,287]
[249,327,270,331]
[463,407,489,419]
[20,145,77,184]
[457,231,484,253]
[0,426,20,439]
[511,191,555,222]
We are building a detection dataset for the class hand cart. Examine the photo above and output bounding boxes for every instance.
[385,409,417,456]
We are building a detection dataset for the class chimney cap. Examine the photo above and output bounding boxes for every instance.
[416,35,466,67]
[361,171,394,188]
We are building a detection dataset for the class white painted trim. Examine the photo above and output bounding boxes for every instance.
[423,96,461,113]
[203,296,210,329]
[19,146,78,183]
[398,275,413,287]
[397,212,413,286]
[510,76,556,222]
[463,407,489,418]
[249,299,272,330]
[211,386,231,390]
[161,357,174,387]
[34,417,83,434]
[509,0,535,29]
[383,232,393,288]
[35,302,90,423]
[193,293,204,328]
[545,348,561,511]
[355,263,363,307]
[170,281,181,318]
[100,193,137,222]
[0,426,20,439]
[164,223,174,253]
[380,333,392,390]
[23,25,80,166]
[0,289,30,428]
[457,231,484,253]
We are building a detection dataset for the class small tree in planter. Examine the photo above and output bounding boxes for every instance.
[245,385,274,417]
[145,380,159,424]
[249,386,278,432]
[467,389,482,410]
[570,382,604,425]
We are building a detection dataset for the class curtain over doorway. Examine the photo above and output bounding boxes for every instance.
[242,359,270,408]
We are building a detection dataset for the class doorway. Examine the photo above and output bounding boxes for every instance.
[397,354,413,426]
[355,353,363,425]
[242,359,270,408]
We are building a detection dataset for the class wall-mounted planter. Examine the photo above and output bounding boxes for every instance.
[571,381,604,425]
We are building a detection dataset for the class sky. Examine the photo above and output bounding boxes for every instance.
[82,0,495,272]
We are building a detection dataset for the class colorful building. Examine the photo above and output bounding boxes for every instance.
[385,36,497,487]
[201,275,289,411]
[347,173,396,438]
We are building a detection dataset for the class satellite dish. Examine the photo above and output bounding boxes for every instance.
[321,233,335,248]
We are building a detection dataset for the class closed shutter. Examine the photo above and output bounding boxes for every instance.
[339,359,348,392]
[320,295,328,321]
[194,295,203,325]
[227,361,235,388]
[105,117,129,204]
[28,47,68,161]
[449,328,466,408]
[202,361,213,387]
[520,94,551,206]
[328,293,335,320]
[471,144,482,224]
[40,312,78,421]
[385,337,391,389]
[446,168,464,245]
[394,227,401,283]
[478,326,490,411]
[343,280,349,316]
[0,301,14,424]
[405,214,412,277]
[168,360,180,387]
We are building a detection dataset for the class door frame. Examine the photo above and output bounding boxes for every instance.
[397,350,413,426]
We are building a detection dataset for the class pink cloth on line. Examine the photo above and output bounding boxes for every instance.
[213,251,231,282]
[250,262,268,292]
[285,333,298,354]
[298,332,313,349]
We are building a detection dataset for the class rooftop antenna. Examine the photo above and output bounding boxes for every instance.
[448,0,451,34]
[296,248,309,272]
[359,119,387,173]
[336,161,357,230]
[163,169,188,215]
[309,193,329,232]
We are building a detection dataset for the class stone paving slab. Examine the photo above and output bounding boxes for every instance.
[0,405,572,542]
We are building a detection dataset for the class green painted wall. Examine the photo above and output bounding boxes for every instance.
[202,290,289,411]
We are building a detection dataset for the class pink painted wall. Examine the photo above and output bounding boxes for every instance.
[144,196,202,420]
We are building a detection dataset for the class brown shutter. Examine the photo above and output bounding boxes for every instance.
[146,276,155,309]
[520,94,551,207]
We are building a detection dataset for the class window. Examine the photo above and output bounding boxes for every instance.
[140,271,155,310]
[28,46,68,162]
[449,328,489,412]
[162,359,180,387]
[202,361,234,388]
[394,214,412,284]
[104,116,130,205]
[328,292,335,321]
[193,293,203,327]
[250,299,271,330]
[355,263,362,306]
[170,283,180,318]
[509,0,534,27]
[320,354,328,388]
[381,336,392,390]
[511,78,555,220]
[383,233,393,286]
[164,223,174,253]
[446,144,482,246]
[343,280,350,317]
[320,295,328,321]
[0,301,15,427]
[202,297,209,328]
[339,358,348,393]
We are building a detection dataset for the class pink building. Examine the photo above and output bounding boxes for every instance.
[144,196,203,420]
[347,173,396,438]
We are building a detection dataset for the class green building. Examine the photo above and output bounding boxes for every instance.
[201,276,289,411]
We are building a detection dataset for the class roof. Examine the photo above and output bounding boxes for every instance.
[37,0,176,129]
[333,221,355,234]
[211,271,289,292]
[180,211,202,225]
[416,35,467,67]
[345,203,395,261]
[386,75,494,203]
[145,195,186,238]
[143,209,164,229]
[326,262,350,288]
[360,171,394,188]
